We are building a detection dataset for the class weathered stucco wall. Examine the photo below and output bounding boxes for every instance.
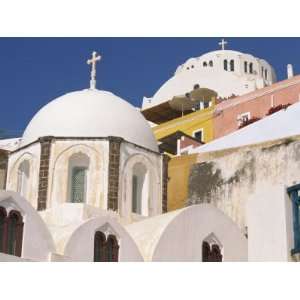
[188,137,300,227]
[167,154,198,211]
[187,136,300,260]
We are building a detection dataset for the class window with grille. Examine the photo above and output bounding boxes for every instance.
[71,167,87,203]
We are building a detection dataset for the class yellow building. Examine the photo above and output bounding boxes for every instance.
[141,88,217,211]
[142,88,217,156]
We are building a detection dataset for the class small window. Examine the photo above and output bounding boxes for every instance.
[244,61,248,73]
[237,112,250,126]
[209,60,213,67]
[249,63,253,74]
[191,65,194,68]
[193,129,203,143]
[203,62,207,67]
[264,69,268,80]
[261,66,264,76]
[187,67,190,70]
[193,84,200,90]
[230,59,234,71]
[223,60,228,71]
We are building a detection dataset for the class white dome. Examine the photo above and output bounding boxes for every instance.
[21,89,159,152]
[142,49,276,109]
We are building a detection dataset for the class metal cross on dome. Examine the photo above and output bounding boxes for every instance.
[218,38,228,50]
[87,51,101,89]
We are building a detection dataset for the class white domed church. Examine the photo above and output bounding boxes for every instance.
[0,51,249,262]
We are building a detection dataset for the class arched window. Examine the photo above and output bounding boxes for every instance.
[223,60,228,71]
[230,59,234,71]
[0,208,23,257]
[94,231,119,262]
[68,153,90,203]
[6,210,23,257]
[249,62,253,74]
[209,60,213,67]
[202,234,223,262]
[203,62,207,67]
[132,163,149,215]
[202,241,210,262]
[17,160,30,198]
[94,231,106,262]
[264,69,268,80]
[202,241,222,262]
[244,61,248,73]
[106,235,119,262]
[0,207,7,253]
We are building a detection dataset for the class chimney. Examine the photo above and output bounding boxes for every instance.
[287,64,294,78]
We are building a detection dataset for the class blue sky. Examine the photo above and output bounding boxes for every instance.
[0,37,299,137]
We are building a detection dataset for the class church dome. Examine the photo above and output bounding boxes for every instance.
[142,49,277,110]
[21,89,159,152]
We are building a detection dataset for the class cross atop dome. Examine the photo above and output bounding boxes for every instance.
[87,51,101,90]
[218,38,228,50]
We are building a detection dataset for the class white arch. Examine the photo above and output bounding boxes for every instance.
[119,153,161,219]
[0,190,56,261]
[126,204,248,261]
[64,216,143,261]
[7,152,38,208]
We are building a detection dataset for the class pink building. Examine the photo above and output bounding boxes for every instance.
[214,75,300,139]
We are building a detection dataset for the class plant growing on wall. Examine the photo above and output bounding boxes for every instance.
[266,103,291,116]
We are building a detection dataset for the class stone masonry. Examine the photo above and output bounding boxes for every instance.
[107,137,123,211]
[37,136,53,211]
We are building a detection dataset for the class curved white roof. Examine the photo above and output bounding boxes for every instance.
[21,89,158,152]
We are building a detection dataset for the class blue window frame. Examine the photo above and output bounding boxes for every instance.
[287,183,300,255]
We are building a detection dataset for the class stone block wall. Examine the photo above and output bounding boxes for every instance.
[107,137,122,211]
[37,137,53,210]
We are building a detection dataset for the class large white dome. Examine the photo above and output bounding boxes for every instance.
[21,89,159,152]
[142,49,277,109]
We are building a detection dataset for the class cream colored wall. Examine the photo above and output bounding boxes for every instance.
[118,142,163,223]
[48,140,109,209]
[6,143,41,209]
